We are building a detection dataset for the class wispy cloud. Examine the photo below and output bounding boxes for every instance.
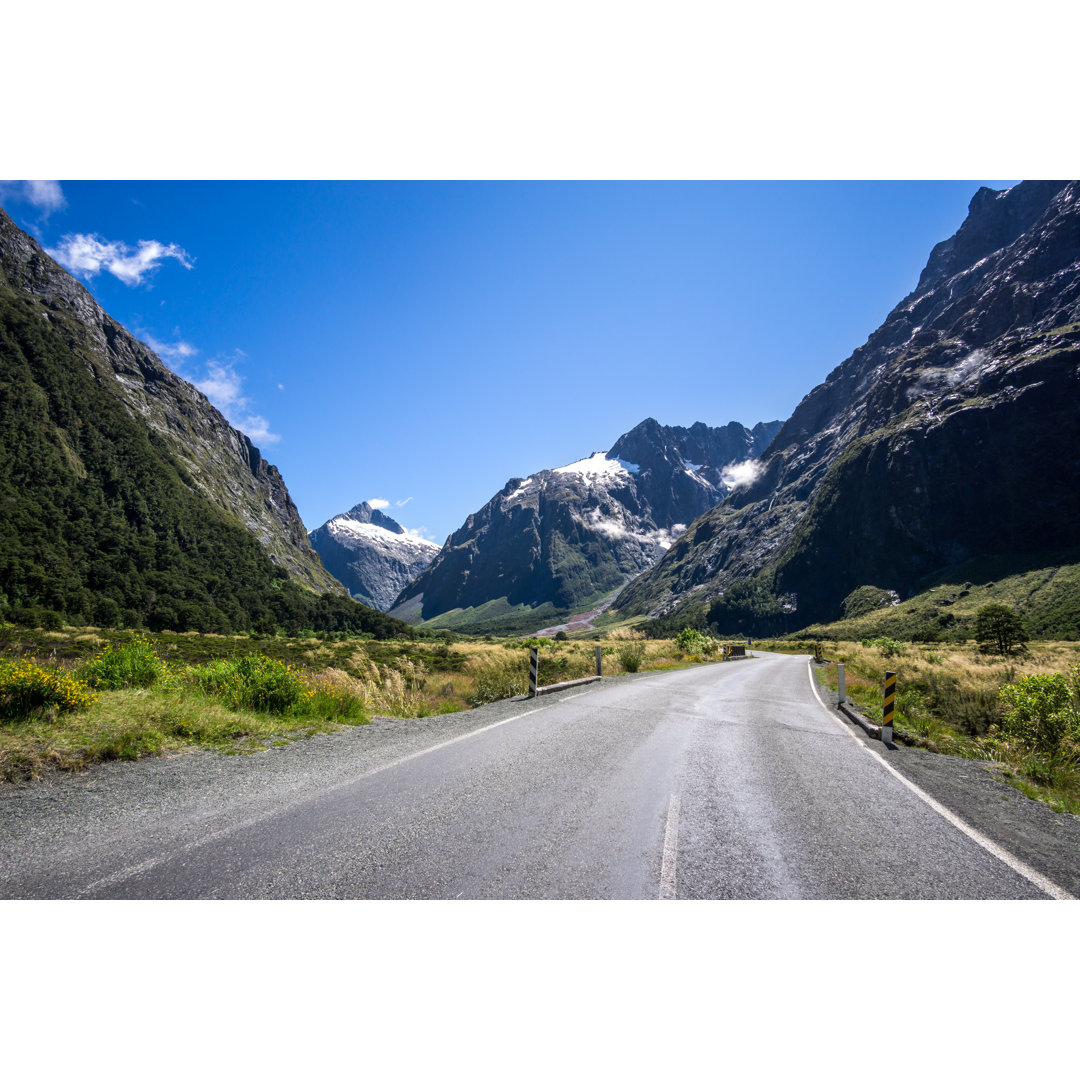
[395,497,413,508]
[46,232,193,286]
[195,357,279,446]
[0,179,67,215]
[139,331,198,363]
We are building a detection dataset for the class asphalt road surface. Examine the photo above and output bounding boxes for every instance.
[2,652,1075,899]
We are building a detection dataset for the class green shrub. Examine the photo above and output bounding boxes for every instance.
[0,659,98,719]
[189,654,305,714]
[82,637,164,689]
[676,627,710,655]
[862,637,907,658]
[998,669,1079,757]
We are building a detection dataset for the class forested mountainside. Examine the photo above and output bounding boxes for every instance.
[616,181,1080,636]
[0,208,408,637]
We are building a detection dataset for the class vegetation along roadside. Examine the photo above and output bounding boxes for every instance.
[793,635,1080,816]
[0,623,716,783]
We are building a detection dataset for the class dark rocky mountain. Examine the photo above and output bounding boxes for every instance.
[309,501,440,611]
[616,181,1080,634]
[390,417,781,629]
[0,207,412,636]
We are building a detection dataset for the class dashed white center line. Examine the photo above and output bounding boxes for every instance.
[659,793,681,899]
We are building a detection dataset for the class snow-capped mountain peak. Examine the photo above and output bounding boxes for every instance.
[309,501,441,611]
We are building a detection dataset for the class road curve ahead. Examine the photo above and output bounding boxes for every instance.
[0,652,1064,899]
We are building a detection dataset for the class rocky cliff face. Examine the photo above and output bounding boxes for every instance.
[616,181,1080,629]
[391,417,781,625]
[309,502,440,611]
[0,208,341,595]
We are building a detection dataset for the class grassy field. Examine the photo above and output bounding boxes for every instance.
[0,623,709,783]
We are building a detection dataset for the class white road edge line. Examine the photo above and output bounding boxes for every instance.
[806,660,1075,901]
[80,703,555,897]
[659,793,681,899]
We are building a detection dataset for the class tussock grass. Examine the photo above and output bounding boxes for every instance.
[1,624,718,782]
[814,640,1080,814]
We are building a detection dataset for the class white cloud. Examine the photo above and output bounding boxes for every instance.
[195,359,279,446]
[720,459,764,490]
[395,497,413,508]
[140,332,198,363]
[368,498,391,510]
[46,232,193,286]
[25,180,66,211]
[0,179,66,214]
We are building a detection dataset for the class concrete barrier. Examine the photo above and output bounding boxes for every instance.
[531,675,602,697]
[528,646,603,698]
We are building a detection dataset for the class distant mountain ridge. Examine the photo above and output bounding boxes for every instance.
[309,502,441,611]
[390,417,781,629]
[615,181,1080,634]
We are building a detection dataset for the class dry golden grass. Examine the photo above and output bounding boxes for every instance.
[829,640,1080,707]
[815,639,1080,814]
[1,629,711,782]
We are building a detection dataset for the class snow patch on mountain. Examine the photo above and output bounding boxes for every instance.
[554,451,639,480]
[327,517,439,550]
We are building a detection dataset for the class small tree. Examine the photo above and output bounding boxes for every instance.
[676,626,709,655]
[974,604,1028,655]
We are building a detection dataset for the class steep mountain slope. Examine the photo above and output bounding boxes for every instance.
[391,418,781,629]
[0,208,412,637]
[309,501,440,611]
[0,208,340,595]
[616,181,1080,634]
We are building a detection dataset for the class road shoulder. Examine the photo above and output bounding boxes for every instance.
[814,672,1080,898]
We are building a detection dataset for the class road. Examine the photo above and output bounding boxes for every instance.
[1,651,1075,899]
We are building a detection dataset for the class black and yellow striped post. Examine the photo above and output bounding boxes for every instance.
[814,641,823,662]
[529,647,540,698]
[882,670,896,745]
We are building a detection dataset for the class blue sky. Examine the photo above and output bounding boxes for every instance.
[1,179,1015,544]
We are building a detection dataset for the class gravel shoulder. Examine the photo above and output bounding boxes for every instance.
[813,677,1080,899]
